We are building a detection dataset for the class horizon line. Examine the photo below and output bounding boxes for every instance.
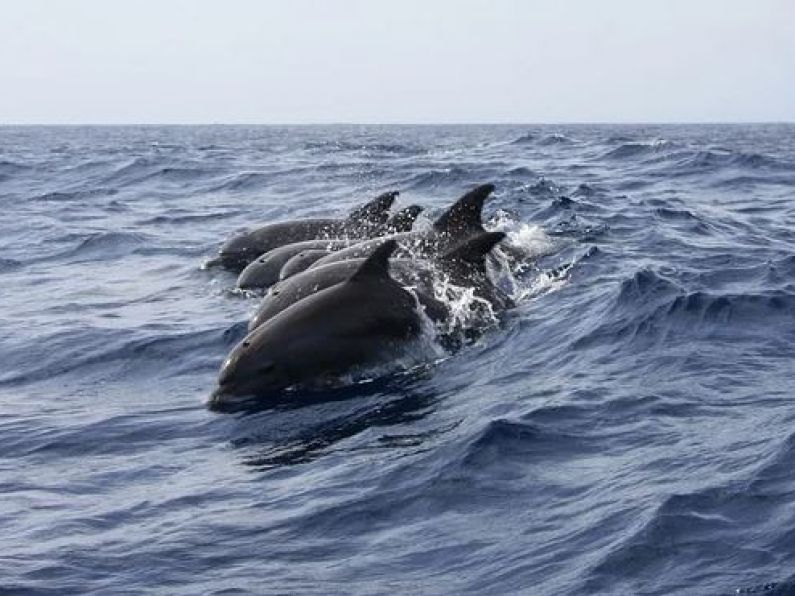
[1,120,794,127]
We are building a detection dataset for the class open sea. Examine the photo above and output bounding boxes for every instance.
[1,123,794,595]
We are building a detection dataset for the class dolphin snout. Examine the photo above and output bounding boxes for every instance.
[208,382,249,411]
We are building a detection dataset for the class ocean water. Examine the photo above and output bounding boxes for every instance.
[1,124,794,595]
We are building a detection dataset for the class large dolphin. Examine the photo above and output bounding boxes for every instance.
[215,190,399,271]
[308,184,495,270]
[247,231,509,331]
[235,204,425,290]
[210,240,423,409]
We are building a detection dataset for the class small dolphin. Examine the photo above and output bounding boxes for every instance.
[210,240,423,409]
[236,239,355,290]
[278,249,334,280]
[216,190,398,271]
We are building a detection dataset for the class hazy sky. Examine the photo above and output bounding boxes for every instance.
[1,0,793,124]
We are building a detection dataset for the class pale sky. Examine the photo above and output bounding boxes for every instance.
[1,0,793,124]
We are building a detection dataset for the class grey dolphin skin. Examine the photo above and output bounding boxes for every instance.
[216,190,399,271]
[308,184,495,270]
[210,240,422,409]
[236,238,355,290]
[385,205,424,233]
[248,230,508,331]
[278,249,333,280]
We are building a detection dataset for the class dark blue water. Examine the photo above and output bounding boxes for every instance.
[2,124,794,595]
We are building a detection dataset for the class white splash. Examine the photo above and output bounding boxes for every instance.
[488,210,561,261]
[430,275,499,336]
[514,261,574,302]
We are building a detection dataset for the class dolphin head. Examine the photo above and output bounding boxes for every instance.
[209,332,293,409]
[218,233,260,272]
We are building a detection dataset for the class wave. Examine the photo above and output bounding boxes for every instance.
[600,139,674,160]
[585,430,795,594]
[15,230,178,266]
[572,183,602,197]
[102,156,159,182]
[663,289,795,322]
[61,231,149,262]
[279,415,591,536]
[503,166,538,178]
[605,134,637,144]
[137,211,239,226]
[509,133,536,145]
[32,187,118,202]
[575,274,795,351]
[0,257,23,273]
[538,133,573,145]
[654,207,699,220]
[508,132,574,146]
[677,149,782,170]
[151,166,222,181]
[0,159,32,174]
[0,324,241,388]
[747,431,795,496]
[616,269,682,306]
[102,157,223,187]
[455,418,594,471]
[770,254,795,279]
[402,167,474,190]
[524,177,559,196]
[303,140,426,155]
[7,412,201,459]
[583,483,758,593]
[638,148,795,178]
[206,171,270,192]
[596,141,793,173]
[711,174,795,189]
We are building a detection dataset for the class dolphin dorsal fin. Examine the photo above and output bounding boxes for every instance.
[433,184,495,238]
[441,231,506,266]
[348,190,400,223]
[350,239,397,282]
[387,205,423,232]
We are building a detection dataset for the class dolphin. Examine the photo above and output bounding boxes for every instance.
[236,204,427,289]
[278,249,332,280]
[236,238,355,290]
[210,240,423,409]
[248,231,508,331]
[308,184,495,270]
[216,190,399,271]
